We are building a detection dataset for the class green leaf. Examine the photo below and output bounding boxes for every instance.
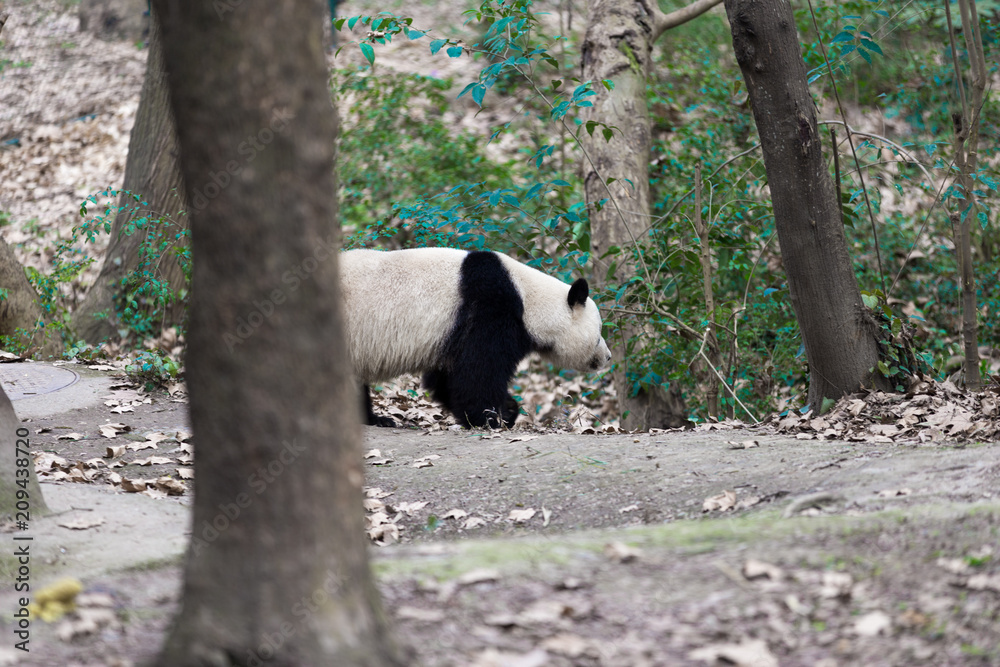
[860,39,883,55]
[861,293,878,309]
[471,84,486,106]
[457,82,477,99]
[429,38,446,54]
[831,31,854,43]
[602,127,613,142]
[347,15,360,31]
[359,42,375,65]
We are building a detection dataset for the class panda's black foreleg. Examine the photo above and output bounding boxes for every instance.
[362,384,396,428]
[428,356,521,429]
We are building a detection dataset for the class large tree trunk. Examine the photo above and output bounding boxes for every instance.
[724,0,889,408]
[71,11,189,345]
[580,0,720,429]
[0,387,48,519]
[151,0,401,664]
[0,237,61,358]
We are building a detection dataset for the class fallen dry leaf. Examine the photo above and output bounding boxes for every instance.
[469,648,548,667]
[965,573,1000,593]
[604,541,642,563]
[689,639,778,667]
[394,501,428,516]
[854,610,892,636]
[133,456,173,467]
[411,454,440,468]
[508,508,536,523]
[743,559,784,581]
[457,568,500,586]
[99,423,129,438]
[155,476,186,496]
[57,515,105,530]
[703,490,737,512]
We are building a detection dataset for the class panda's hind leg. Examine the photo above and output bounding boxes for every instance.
[363,385,396,428]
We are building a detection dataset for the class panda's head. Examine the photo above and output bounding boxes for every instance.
[532,277,612,373]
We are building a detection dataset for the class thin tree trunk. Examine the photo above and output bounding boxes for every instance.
[0,238,61,358]
[947,0,985,391]
[72,11,189,345]
[581,0,721,429]
[724,0,889,409]
[151,0,401,664]
[0,387,48,519]
[692,163,721,419]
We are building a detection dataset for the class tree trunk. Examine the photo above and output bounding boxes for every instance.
[724,0,889,409]
[71,11,189,345]
[947,0,986,391]
[151,0,401,664]
[0,237,61,358]
[580,0,720,429]
[0,387,48,519]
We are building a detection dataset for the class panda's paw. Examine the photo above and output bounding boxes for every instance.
[371,415,397,428]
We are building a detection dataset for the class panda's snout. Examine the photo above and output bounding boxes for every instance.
[591,340,612,370]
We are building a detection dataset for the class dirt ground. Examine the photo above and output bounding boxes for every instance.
[0,364,998,666]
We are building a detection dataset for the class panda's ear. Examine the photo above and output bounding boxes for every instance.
[568,278,589,309]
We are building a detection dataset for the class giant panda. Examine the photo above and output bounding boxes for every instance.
[340,247,612,428]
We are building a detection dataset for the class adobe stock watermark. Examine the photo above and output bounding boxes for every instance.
[190,108,294,211]
[223,232,339,352]
[243,568,347,666]
[190,438,306,556]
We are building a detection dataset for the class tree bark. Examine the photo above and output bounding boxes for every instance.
[0,387,48,519]
[0,237,61,359]
[724,0,889,409]
[151,0,401,664]
[71,11,189,345]
[581,0,720,429]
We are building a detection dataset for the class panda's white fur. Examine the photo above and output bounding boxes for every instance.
[340,247,611,427]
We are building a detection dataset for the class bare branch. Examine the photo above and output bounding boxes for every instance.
[652,0,724,40]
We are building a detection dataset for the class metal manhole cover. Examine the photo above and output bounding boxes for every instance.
[0,364,80,401]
